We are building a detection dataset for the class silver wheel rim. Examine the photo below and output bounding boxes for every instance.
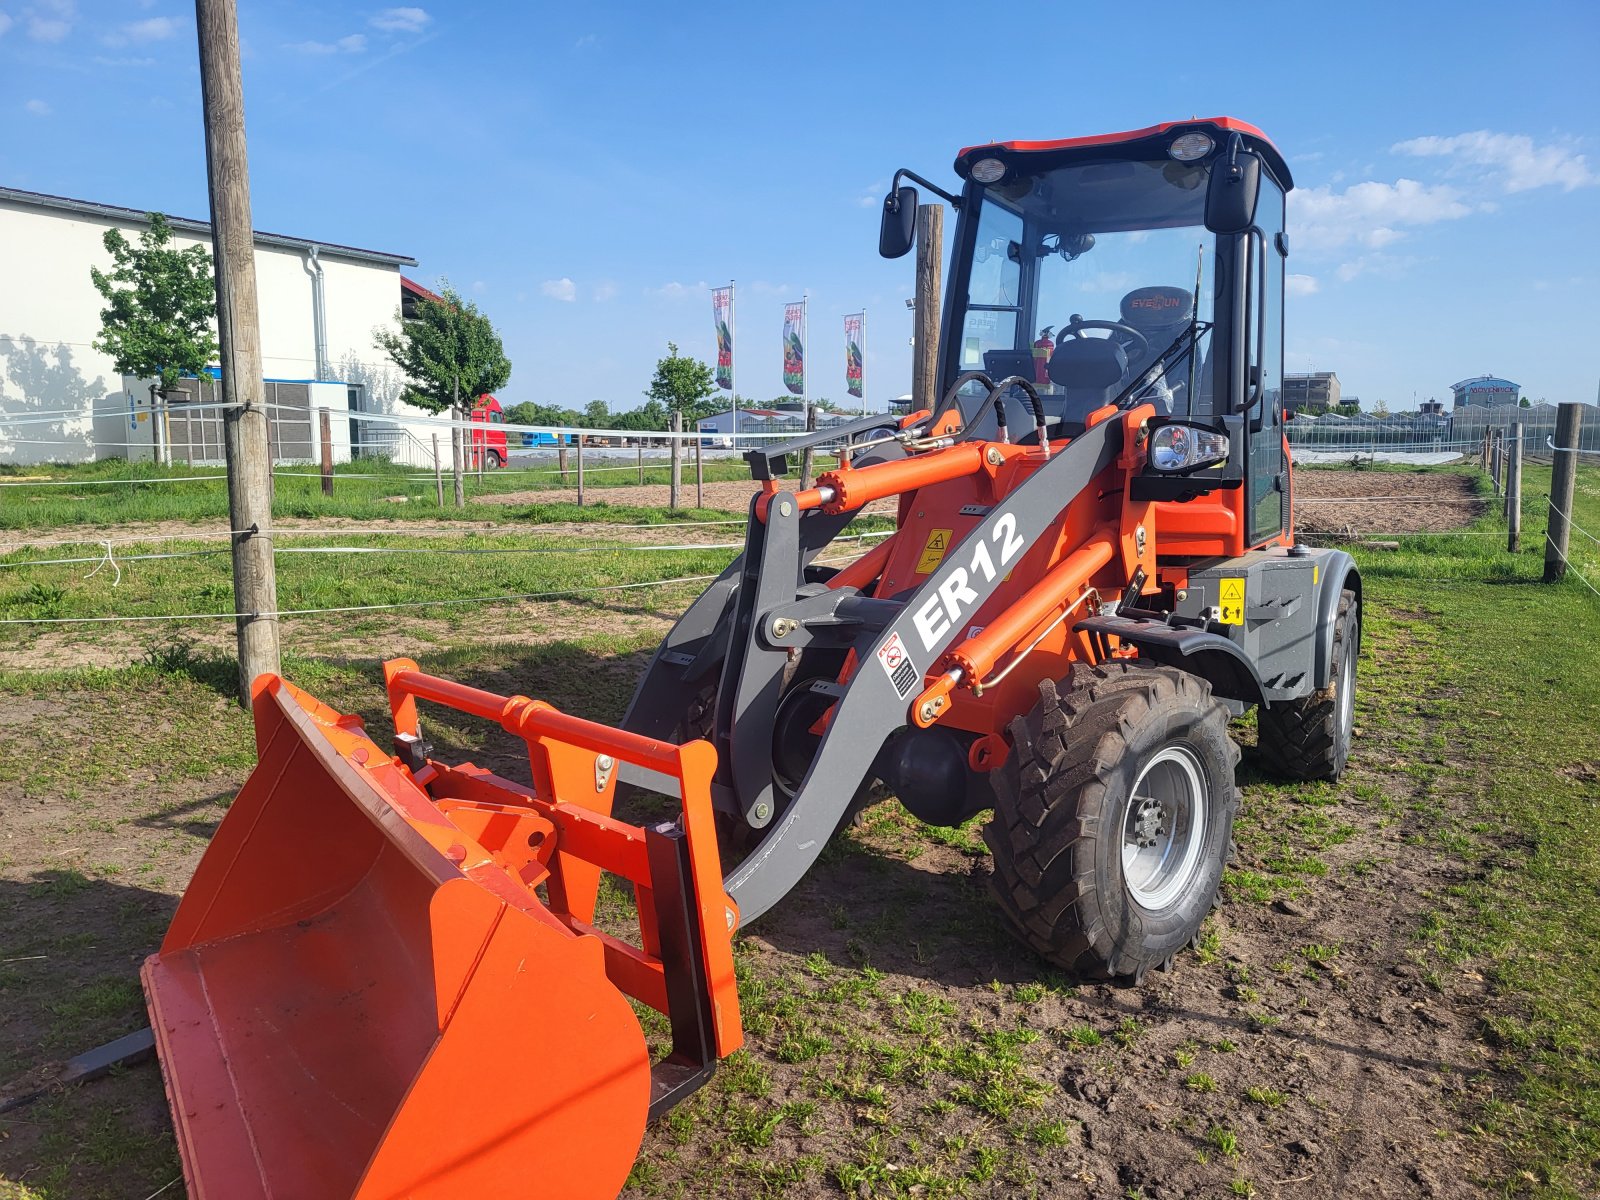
[1122,745,1207,911]
[1338,627,1357,743]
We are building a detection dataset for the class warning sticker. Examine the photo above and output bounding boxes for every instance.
[915,528,954,574]
[1218,578,1245,626]
[877,632,919,699]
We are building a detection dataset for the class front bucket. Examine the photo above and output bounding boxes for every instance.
[143,666,740,1200]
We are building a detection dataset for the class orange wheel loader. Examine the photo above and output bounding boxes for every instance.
[143,118,1359,1198]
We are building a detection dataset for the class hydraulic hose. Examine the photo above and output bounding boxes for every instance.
[985,375,1051,457]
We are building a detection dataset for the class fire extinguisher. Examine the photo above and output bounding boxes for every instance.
[1032,327,1055,386]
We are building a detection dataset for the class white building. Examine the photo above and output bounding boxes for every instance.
[0,184,446,466]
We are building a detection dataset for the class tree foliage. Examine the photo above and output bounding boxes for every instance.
[505,400,581,428]
[644,342,718,425]
[89,213,218,396]
[374,283,511,414]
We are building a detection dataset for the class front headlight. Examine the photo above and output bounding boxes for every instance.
[1149,423,1229,473]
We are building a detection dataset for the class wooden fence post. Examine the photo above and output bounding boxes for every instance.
[558,444,569,482]
[637,443,645,484]
[318,407,334,497]
[576,434,585,507]
[799,404,818,490]
[695,437,704,509]
[432,432,443,508]
[1507,421,1523,553]
[1543,402,1584,583]
[670,412,682,511]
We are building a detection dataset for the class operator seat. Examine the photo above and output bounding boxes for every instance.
[1119,285,1195,412]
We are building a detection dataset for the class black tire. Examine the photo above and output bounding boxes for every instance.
[486,449,504,470]
[1256,588,1359,782]
[983,662,1240,982]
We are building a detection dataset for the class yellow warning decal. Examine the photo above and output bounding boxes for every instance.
[1313,564,1319,586]
[1218,578,1245,626]
[915,528,954,574]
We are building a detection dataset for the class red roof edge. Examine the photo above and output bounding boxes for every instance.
[401,276,444,304]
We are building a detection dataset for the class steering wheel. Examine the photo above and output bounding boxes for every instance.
[1057,316,1150,362]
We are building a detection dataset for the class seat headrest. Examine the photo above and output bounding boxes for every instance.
[1120,286,1193,329]
[1048,336,1127,390]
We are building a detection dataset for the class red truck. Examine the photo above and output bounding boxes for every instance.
[468,394,509,470]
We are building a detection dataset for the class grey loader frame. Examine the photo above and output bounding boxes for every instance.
[622,417,1123,926]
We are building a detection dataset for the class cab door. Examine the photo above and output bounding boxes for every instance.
[1246,175,1288,545]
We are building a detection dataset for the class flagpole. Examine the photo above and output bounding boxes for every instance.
[801,292,808,422]
[862,308,868,413]
[729,279,737,446]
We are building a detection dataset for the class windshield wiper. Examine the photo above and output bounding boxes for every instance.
[1111,321,1213,410]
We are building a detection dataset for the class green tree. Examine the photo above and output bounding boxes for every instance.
[1519,396,1531,408]
[505,400,581,427]
[89,212,218,396]
[373,282,510,414]
[644,342,718,425]
[1372,398,1390,417]
[581,399,612,428]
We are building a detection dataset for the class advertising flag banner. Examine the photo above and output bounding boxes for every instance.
[782,302,805,396]
[844,312,864,399]
[712,287,733,391]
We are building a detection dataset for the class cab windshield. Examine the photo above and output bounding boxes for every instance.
[952,157,1217,427]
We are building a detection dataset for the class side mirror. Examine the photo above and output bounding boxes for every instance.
[879,186,918,258]
[1204,136,1261,234]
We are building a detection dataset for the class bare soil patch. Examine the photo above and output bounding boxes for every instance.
[476,477,899,518]
[1295,470,1485,536]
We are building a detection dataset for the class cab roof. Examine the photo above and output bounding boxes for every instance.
[956,117,1292,191]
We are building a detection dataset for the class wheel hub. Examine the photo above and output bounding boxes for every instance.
[1132,798,1166,848]
[1121,745,1208,911]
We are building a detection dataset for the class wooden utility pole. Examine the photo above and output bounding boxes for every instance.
[1506,421,1523,553]
[318,407,334,496]
[670,411,682,510]
[1543,402,1584,583]
[912,203,944,413]
[451,376,465,508]
[196,0,279,703]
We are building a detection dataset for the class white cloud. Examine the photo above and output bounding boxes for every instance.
[650,280,709,299]
[24,0,73,40]
[0,13,13,37]
[1286,273,1319,297]
[370,6,430,32]
[471,280,486,294]
[591,281,619,302]
[1393,130,1595,193]
[29,17,71,41]
[574,33,597,49]
[541,277,577,302]
[287,34,366,55]
[1334,253,1417,283]
[24,98,51,116]
[1289,178,1470,256]
[119,16,178,42]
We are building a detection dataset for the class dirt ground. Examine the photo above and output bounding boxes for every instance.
[0,595,1516,1199]
[1294,470,1485,536]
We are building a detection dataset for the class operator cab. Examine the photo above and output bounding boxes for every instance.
[882,118,1294,548]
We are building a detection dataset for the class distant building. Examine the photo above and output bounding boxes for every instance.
[1282,371,1341,414]
[0,183,442,466]
[1419,399,1446,416]
[1450,376,1520,408]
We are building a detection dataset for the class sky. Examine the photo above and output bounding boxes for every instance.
[2,0,1598,413]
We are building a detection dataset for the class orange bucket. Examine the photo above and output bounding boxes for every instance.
[143,665,740,1199]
